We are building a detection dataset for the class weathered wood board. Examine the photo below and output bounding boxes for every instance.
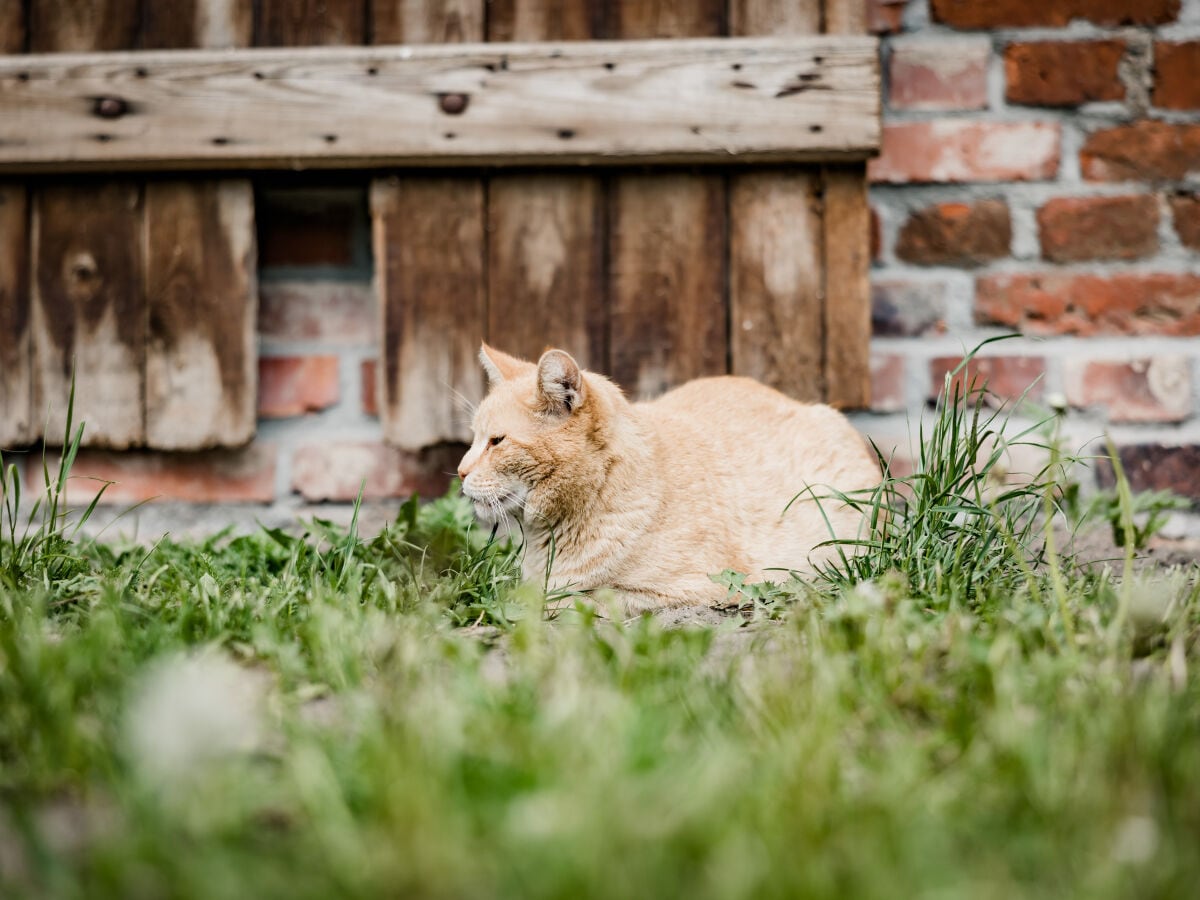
[372,0,482,44]
[256,0,366,46]
[485,0,605,370]
[372,177,485,450]
[28,0,140,53]
[143,0,254,49]
[145,181,257,448]
[0,185,34,446]
[32,182,146,448]
[0,37,880,173]
[609,173,728,398]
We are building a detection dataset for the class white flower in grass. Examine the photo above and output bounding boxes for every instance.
[124,648,267,784]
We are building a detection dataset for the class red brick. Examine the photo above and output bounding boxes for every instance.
[889,39,989,111]
[1036,195,1159,263]
[1097,445,1200,504]
[1064,357,1192,423]
[1005,41,1125,107]
[291,442,462,502]
[1154,42,1200,110]
[870,122,1060,184]
[932,0,1178,29]
[1081,121,1200,182]
[257,187,364,270]
[928,356,1045,404]
[258,356,340,418]
[867,0,906,33]
[41,444,277,505]
[361,359,378,417]
[258,282,375,344]
[895,200,1011,267]
[976,273,1200,336]
[870,354,906,412]
[1169,193,1200,251]
[871,280,947,337]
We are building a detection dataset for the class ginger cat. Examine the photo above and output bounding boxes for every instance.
[457,345,881,613]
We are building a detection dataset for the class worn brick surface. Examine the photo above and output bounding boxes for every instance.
[928,356,1045,403]
[258,282,375,344]
[1154,42,1200,110]
[871,280,947,337]
[1004,41,1125,107]
[258,356,340,418]
[1064,357,1192,422]
[889,39,990,111]
[896,200,1011,266]
[1081,122,1200,182]
[46,445,278,505]
[870,354,907,412]
[1170,193,1200,251]
[976,273,1200,336]
[931,0,1179,28]
[291,442,462,502]
[1097,444,1200,503]
[870,122,1060,184]
[1037,195,1159,262]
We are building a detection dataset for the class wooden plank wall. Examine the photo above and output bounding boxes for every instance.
[0,0,258,449]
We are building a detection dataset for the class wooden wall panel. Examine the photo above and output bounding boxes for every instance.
[0,186,34,446]
[32,183,146,448]
[373,177,485,449]
[608,1,727,397]
[372,0,482,44]
[0,0,25,52]
[822,0,871,408]
[28,0,140,52]
[609,173,727,399]
[143,0,254,49]
[486,1,605,370]
[145,181,257,448]
[256,0,366,46]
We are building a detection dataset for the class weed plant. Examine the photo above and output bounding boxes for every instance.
[1,355,1198,899]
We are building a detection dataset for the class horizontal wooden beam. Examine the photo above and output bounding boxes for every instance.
[0,36,879,173]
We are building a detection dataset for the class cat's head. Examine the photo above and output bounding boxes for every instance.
[458,344,605,524]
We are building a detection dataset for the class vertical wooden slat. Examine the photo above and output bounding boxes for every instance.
[143,0,254,49]
[372,0,482,44]
[0,186,34,446]
[729,0,824,399]
[372,177,485,449]
[145,181,257,448]
[0,0,25,52]
[485,2,605,369]
[257,0,366,46]
[372,1,486,450]
[32,183,146,448]
[28,0,140,52]
[608,1,727,398]
[822,0,871,408]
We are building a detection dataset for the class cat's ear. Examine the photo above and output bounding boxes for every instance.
[479,343,530,386]
[536,349,585,416]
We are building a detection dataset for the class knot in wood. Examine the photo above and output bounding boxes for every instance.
[437,93,469,115]
[93,96,128,119]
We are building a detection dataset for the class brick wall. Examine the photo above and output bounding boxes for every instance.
[17,0,1200,531]
[861,0,1200,516]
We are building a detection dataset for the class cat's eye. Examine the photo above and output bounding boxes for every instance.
[489,435,505,447]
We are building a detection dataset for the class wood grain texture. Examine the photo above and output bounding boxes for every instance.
[0,37,881,172]
[609,173,727,399]
[729,171,824,399]
[0,185,35,446]
[821,166,871,408]
[256,0,366,46]
[730,0,820,34]
[372,0,483,44]
[610,0,724,39]
[143,0,254,49]
[145,181,256,448]
[32,182,145,448]
[0,0,25,53]
[373,177,485,450]
[487,0,602,42]
[823,0,867,36]
[28,0,140,52]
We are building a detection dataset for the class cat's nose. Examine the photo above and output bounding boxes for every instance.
[457,463,470,481]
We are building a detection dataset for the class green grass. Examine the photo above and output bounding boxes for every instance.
[2,363,1199,899]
